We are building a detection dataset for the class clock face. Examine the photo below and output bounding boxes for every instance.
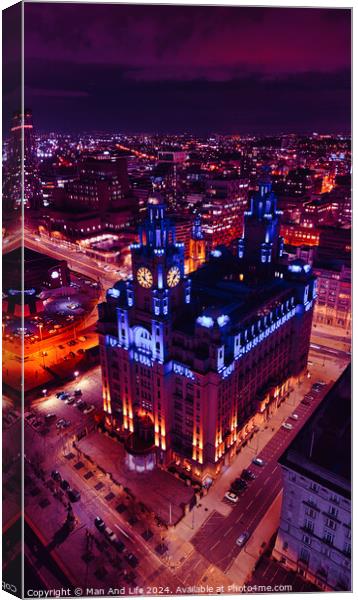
[137,267,153,288]
[167,266,181,288]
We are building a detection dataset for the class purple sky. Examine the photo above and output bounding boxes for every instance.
[20,3,351,134]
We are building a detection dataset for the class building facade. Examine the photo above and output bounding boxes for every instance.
[273,366,351,592]
[98,182,316,482]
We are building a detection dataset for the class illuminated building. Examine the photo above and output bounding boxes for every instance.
[3,109,43,210]
[280,224,320,247]
[187,214,206,273]
[98,179,316,480]
[201,176,249,250]
[39,153,136,241]
[313,263,351,330]
[273,366,351,592]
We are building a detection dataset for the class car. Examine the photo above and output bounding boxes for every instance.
[78,336,87,342]
[232,478,248,490]
[74,388,82,396]
[77,401,88,412]
[57,418,71,429]
[60,393,69,400]
[242,469,256,480]
[45,413,57,423]
[305,394,314,401]
[65,396,75,405]
[302,399,311,406]
[77,348,85,355]
[281,422,293,431]
[60,479,70,491]
[83,404,95,415]
[104,527,118,543]
[58,345,65,350]
[125,553,138,568]
[236,532,250,547]
[56,391,65,398]
[224,491,239,503]
[68,489,81,502]
[252,457,265,467]
[113,539,125,553]
[94,516,106,531]
[51,470,61,481]
[316,380,326,387]
[289,413,299,421]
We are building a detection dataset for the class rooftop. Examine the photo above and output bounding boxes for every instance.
[279,365,351,498]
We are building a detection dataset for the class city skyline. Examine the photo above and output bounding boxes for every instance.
[19,3,351,135]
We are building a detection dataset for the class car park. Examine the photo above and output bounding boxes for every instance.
[236,531,250,547]
[281,422,293,430]
[224,491,239,503]
[252,457,265,466]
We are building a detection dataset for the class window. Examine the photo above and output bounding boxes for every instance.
[325,518,336,531]
[302,535,311,546]
[328,505,338,517]
[323,530,334,546]
[299,548,310,564]
[343,542,351,557]
[304,518,314,533]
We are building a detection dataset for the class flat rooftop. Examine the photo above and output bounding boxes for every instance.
[280,365,351,498]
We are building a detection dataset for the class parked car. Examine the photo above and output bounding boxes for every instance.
[56,418,71,429]
[236,477,248,488]
[104,527,118,543]
[281,422,293,430]
[51,470,61,482]
[68,489,81,502]
[45,413,57,423]
[242,469,256,480]
[224,491,239,504]
[113,539,125,552]
[83,404,95,415]
[60,479,70,491]
[56,391,65,398]
[252,457,265,467]
[289,413,299,421]
[236,531,250,547]
[74,388,82,396]
[125,553,138,568]
[94,516,105,531]
[65,396,75,405]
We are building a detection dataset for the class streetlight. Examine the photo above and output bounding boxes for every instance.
[42,389,48,397]
[74,370,79,378]
[38,323,43,342]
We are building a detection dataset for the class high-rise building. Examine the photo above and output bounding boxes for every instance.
[3,109,42,210]
[98,181,316,481]
[201,176,249,250]
[273,366,351,592]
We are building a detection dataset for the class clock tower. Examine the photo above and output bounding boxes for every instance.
[128,195,190,328]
